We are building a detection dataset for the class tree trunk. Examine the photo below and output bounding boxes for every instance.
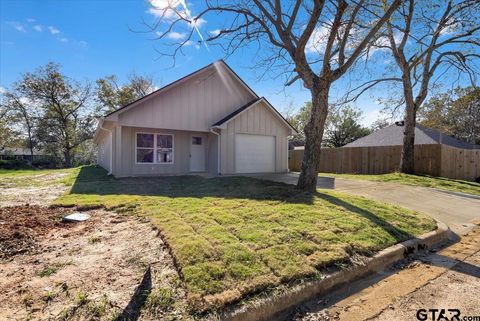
[401,101,416,174]
[27,128,34,164]
[64,148,72,168]
[297,82,330,191]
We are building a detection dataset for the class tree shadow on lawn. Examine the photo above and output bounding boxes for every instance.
[69,166,416,244]
[69,166,316,204]
[316,193,414,244]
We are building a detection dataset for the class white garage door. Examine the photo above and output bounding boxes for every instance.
[235,134,275,173]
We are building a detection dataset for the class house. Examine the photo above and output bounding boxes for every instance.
[94,60,297,177]
[343,122,480,149]
[0,147,47,161]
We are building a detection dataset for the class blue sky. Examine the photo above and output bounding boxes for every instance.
[0,1,412,126]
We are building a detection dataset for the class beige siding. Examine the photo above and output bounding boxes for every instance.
[207,133,219,174]
[115,64,255,132]
[220,101,289,174]
[97,132,111,172]
[114,126,217,177]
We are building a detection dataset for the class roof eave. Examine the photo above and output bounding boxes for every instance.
[211,97,298,134]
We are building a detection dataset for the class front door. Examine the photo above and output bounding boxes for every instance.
[190,135,206,172]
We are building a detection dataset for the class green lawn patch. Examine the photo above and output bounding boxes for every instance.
[321,172,480,196]
[0,167,80,188]
[53,166,436,313]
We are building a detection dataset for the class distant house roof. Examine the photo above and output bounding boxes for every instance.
[343,123,480,149]
[0,147,45,156]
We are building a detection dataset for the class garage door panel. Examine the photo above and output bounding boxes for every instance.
[235,134,275,173]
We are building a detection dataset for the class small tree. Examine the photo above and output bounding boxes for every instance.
[19,62,94,167]
[96,73,155,114]
[1,89,38,157]
[0,103,23,150]
[286,102,312,142]
[288,103,371,147]
[323,105,371,147]
[150,0,402,191]
[419,87,480,144]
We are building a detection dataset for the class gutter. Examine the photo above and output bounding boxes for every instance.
[98,119,113,175]
[210,127,221,175]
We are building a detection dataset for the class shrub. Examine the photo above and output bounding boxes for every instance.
[0,159,31,169]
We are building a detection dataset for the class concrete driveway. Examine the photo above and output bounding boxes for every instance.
[248,173,480,235]
[334,178,480,235]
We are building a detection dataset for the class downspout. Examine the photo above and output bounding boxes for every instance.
[98,120,113,176]
[210,127,221,175]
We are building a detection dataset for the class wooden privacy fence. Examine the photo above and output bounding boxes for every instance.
[289,144,480,181]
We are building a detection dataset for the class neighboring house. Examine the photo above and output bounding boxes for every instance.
[94,60,297,177]
[0,147,47,161]
[343,122,480,149]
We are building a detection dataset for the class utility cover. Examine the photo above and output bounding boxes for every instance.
[63,212,90,222]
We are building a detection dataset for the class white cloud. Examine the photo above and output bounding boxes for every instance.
[59,37,68,43]
[306,26,329,53]
[360,105,388,127]
[147,0,209,50]
[148,0,182,19]
[183,40,194,46]
[190,17,206,28]
[10,22,27,33]
[440,19,460,35]
[77,40,88,47]
[209,29,221,37]
[48,26,60,34]
[166,31,186,40]
[0,86,6,95]
[27,18,36,23]
[33,25,43,32]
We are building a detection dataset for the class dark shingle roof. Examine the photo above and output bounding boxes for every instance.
[211,97,298,133]
[212,98,261,127]
[343,123,480,149]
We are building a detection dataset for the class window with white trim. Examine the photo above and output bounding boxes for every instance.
[136,133,154,163]
[136,133,174,164]
[157,134,173,163]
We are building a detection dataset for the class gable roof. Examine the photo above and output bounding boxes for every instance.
[103,60,257,120]
[344,123,480,149]
[211,97,298,133]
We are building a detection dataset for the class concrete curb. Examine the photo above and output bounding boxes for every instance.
[222,221,450,321]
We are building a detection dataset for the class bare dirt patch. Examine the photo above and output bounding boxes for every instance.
[0,171,71,207]
[0,205,73,258]
[0,206,189,321]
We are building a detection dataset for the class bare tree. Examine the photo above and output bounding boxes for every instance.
[148,0,401,191]
[346,0,480,173]
[2,90,38,158]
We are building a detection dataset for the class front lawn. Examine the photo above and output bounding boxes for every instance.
[0,167,79,188]
[321,172,480,196]
[52,166,436,313]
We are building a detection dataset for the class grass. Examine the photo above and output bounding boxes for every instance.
[37,266,58,277]
[0,167,80,188]
[322,172,480,196]
[49,166,436,313]
[43,291,56,303]
[146,287,174,310]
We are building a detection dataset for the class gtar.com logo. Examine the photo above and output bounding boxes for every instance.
[416,309,480,321]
